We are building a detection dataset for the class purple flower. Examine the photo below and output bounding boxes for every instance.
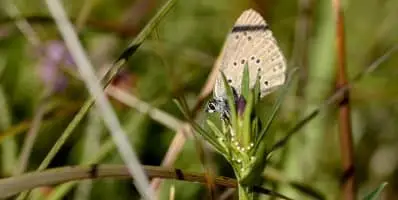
[235,95,247,117]
[39,41,75,92]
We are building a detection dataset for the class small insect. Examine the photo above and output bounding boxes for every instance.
[206,9,287,119]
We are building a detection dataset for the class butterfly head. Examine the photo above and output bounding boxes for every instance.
[206,97,228,113]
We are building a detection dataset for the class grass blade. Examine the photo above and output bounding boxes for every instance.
[362,182,388,200]
[220,73,238,132]
[254,68,298,150]
[241,63,250,100]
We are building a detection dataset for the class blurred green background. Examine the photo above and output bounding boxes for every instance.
[0,0,398,199]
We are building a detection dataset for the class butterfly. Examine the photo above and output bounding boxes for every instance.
[206,9,287,119]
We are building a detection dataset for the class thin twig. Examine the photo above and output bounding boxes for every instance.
[75,0,98,30]
[106,85,183,131]
[0,164,291,199]
[74,1,98,196]
[1,2,41,47]
[149,124,190,188]
[14,91,50,175]
[219,188,235,200]
[0,102,81,143]
[332,0,355,199]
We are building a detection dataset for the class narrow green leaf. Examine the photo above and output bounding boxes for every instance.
[241,63,250,100]
[362,182,388,200]
[206,120,229,155]
[242,91,253,146]
[116,0,177,62]
[178,96,191,117]
[191,122,226,155]
[251,117,259,140]
[173,99,191,120]
[173,99,226,155]
[220,72,238,131]
[255,68,298,150]
[289,182,325,200]
[199,128,223,153]
[206,120,225,140]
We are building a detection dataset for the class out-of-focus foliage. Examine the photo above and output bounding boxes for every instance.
[0,0,397,199]
[362,182,387,200]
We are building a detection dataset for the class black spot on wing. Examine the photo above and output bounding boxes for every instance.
[232,25,268,32]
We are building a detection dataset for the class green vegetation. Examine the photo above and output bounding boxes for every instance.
[0,0,397,199]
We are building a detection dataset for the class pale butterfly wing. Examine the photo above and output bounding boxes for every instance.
[214,9,286,98]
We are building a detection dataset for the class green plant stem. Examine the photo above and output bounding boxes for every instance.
[238,184,254,200]
[0,164,281,199]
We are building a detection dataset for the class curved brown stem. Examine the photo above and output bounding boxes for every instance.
[332,0,355,199]
[0,164,286,199]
